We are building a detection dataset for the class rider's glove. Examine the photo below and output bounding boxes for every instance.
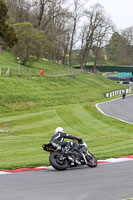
[78,138,83,144]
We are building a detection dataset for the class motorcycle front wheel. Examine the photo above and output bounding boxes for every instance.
[49,151,68,171]
[86,152,97,167]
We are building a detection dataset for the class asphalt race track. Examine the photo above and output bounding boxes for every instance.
[1,161,133,200]
[96,94,133,124]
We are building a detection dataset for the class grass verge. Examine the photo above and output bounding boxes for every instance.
[0,51,132,170]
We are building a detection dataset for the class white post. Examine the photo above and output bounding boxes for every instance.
[17,57,20,77]
[6,67,11,76]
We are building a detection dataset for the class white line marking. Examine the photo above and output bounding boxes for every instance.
[0,172,11,175]
[104,158,133,163]
[37,166,54,170]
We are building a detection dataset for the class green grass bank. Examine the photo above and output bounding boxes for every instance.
[0,51,132,170]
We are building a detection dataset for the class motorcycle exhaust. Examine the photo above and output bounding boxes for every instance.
[82,153,88,164]
[68,156,74,162]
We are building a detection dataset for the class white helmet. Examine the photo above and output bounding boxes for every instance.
[55,127,64,134]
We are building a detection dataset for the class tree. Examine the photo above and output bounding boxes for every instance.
[29,0,48,29]
[31,0,66,30]
[4,0,32,24]
[106,32,129,65]
[68,0,84,66]
[30,0,70,63]
[12,22,50,65]
[122,26,133,65]
[79,3,112,69]
[122,26,133,45]
[0,0,17,53]
[91,14,113,68]
[33,30,51,61]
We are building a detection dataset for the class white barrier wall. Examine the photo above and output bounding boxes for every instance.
[105,88,131,98]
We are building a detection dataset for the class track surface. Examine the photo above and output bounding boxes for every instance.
[0,161,133,200]
[97,94,133,124]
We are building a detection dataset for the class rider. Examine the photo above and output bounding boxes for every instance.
[122,90,126,99]
[50,127,82,152]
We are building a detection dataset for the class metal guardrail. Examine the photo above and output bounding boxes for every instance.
[105,88,131,98]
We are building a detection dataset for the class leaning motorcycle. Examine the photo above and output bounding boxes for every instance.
[42,140,97,171]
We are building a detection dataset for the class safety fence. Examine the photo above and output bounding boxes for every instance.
[105,88,132,98]
[0,66,40,78]
[0,66,82,79]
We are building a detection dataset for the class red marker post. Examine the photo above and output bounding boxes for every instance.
[40,70,43,76]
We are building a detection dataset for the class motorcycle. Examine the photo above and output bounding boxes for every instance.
[42,140,97,171]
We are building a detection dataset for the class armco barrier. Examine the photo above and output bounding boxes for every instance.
[105,88,131,98]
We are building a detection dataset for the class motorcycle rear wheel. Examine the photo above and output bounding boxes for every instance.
[86,152,97,167]
[49,151,68,171]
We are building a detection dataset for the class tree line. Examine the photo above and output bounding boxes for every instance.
[1,0,133,68]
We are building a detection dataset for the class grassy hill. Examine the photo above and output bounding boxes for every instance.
[0,51,132,170]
